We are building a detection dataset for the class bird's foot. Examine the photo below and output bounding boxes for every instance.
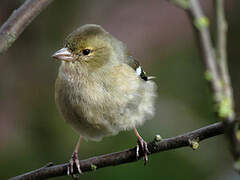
[67,151,82,179]
[136,137,150,165]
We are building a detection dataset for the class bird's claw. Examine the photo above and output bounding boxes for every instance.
[136,137,150,165]
[67,151,82,178]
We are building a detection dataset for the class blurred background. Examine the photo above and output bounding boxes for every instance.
[0,0,240,179]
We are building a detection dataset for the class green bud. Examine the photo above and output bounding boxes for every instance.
[189,139,199,150]
[155,134,162,142]
[194,16,209,29]
[218,97,233,118]
[204,71,212,81]
[91,164,97,171]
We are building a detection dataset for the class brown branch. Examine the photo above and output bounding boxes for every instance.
[9,122,224,180]
[0,0,54,55]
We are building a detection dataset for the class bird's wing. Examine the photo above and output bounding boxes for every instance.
[125,55,152,81]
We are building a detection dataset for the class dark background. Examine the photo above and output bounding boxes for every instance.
[0,0,239,179]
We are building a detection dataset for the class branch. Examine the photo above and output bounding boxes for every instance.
[215,0,232,114]
[168,0,240,167]
[215,0,235,121]
[186,0,222,104]
[0,0,54,55]
[215,0,240,162]
[9,122,224,180]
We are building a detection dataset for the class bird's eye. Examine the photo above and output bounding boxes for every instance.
[82,49,91,56]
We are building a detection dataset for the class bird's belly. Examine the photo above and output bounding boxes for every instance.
[68,100,120,141]
[55,65,156,141]
[56,80,126,141]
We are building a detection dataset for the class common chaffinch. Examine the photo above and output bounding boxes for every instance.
[52,24,157,176]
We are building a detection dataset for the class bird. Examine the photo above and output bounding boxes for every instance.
[52,24,157,176]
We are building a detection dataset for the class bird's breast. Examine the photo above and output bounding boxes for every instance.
[55,63,156,141]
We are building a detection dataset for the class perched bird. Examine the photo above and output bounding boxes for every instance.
[52,24,157,176]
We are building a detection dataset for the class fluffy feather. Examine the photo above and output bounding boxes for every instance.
[54,24,157,141]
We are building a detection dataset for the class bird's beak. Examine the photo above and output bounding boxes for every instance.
[52,48,74,61]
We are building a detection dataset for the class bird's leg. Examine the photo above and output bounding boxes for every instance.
[134,128,149,165]
[67,136,82,177]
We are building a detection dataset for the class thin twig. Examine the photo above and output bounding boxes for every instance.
[0,0,54,54]
[9,122,224,180]
[186,0,222,104]
[215,0,234,120]
[215,0,240,161]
